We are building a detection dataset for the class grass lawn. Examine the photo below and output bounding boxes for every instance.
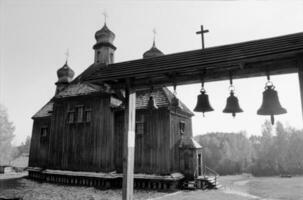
[219,175,303,200]
[247,176,303,200]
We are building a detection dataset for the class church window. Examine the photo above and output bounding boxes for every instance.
[84,109,92,122]
[67,106,91,124]
[136,114,145,135]
[76,105,84,123]
[110,53,114,63]
[96,51,100,63]
[179,121,185,135]
[40,126,48,143]
[67,110,75,123]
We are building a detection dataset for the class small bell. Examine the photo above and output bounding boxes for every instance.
[223,91,243,117]
[147,96,158,110]
[194,90,214,116]
[171,96,183,110]
[257,83,287,125]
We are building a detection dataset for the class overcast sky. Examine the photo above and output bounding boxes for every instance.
[1,0,303,145]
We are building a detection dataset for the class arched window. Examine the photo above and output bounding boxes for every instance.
[96,51,100,63]
[110,53,114,63]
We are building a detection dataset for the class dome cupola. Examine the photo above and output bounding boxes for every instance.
[93,19,116,65]
[55,60,74,95]
[143,29,164,59]
[143,41,164,59]
[56,61,75,83]
[95,24,115,44]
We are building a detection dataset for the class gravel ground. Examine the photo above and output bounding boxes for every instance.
[0,175,168,200]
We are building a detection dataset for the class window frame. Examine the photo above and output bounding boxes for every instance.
[40,126,48,143]
[67,109,75,124]
[76,105,84,123]
[179,121,186,135]
[135,114,145,135]
[84,108,92,123]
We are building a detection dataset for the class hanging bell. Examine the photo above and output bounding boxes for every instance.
[147,96,158,110]
[194,90,214,116]
[223,91,243,117]
[257,84,287,125]
[171,96,183,110]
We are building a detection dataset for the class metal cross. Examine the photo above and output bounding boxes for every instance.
[65,49,69,63]
[196,25,209,49]
[103,11,108,24]
[153,28,157,46]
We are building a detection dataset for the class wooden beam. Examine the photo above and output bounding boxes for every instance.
[297,54,303,120]
[122,80,136,200]
[108,57,297,91]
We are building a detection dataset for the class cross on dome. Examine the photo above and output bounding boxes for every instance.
[143,28,164,59]
[102,11,108,25]
[153,28,157,47]
[65,49,69,64]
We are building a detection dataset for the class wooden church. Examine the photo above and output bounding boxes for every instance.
[28,22,206,190]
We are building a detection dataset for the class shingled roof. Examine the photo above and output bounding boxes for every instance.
[55,82,108,98]
[32,101,53,119]
[33,86,194,118]
[136,87,193,115]
[179,136,202,149]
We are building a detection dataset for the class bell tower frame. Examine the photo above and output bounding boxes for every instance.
[83,31,303,200]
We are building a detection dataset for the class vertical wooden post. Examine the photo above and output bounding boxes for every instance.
[122,81,136,200]
[297,54,303,120]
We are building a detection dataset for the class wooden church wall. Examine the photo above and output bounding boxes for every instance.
[169,112,193,172]
[29,117,51,168]
[114,108,171,175]
[47,95,115,172]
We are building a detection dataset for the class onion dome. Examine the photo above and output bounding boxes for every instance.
[143,41,164,59]
[56,61,75,83]
[95,24,115,44]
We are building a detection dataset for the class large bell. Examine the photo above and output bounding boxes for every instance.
[257,85,287,125]
[194,90,214,115]
[147,96,158,110]
[223,91,243,117]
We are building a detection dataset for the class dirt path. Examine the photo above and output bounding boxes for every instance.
[220,176,280,200]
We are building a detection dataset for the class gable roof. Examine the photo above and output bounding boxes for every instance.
[55,82,108,98]
[136,87,194,115]
[32,101,53,119]
[33,87,194,118]
[179,136,202,149]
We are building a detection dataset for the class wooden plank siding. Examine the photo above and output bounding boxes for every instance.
[169,112,193,172]
[29,117,51,168]
[115,108,171,175]
[30,95,194,176]
[47,95,115,172]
